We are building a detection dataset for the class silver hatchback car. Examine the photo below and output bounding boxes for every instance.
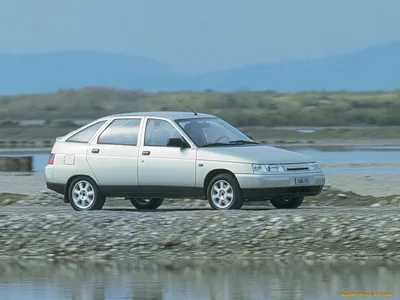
[45,111,325,211]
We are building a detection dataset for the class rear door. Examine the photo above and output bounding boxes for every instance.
[86,117,143,192]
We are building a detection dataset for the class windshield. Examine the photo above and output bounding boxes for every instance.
[175,117,254,147]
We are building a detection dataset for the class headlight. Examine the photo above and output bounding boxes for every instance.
[307,162,320,171]
[252,164,285,174]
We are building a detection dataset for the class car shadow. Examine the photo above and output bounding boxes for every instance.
[104,207,210,212]
[102,206,287,212]
[102,205,325,212]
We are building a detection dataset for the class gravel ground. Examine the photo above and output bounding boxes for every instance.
[1,185,400,262]
[1,171,400,262]
[0,205,400,262]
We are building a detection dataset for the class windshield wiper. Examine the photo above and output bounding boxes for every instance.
[229,140,259,145]
[200,142,231,147]
[200,140,259,147]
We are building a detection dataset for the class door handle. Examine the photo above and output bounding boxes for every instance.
[91,148,100,154]
[142,150,151,156]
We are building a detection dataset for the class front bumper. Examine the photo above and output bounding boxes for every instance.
[236,171,325,200]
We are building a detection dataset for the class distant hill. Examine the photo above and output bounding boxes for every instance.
[0,51,173,95]
[198,42,400,92]
[0,42,399,94]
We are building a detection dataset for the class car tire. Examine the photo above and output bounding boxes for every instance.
[207,173,244,210]
[68,176,105,211]
[270,197,304,209]
[129,198,164,210]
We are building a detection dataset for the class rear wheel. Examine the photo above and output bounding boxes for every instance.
[270,197,304,209]
[207,173,244,210]
[129,198,164,210]
[68,176,105,211]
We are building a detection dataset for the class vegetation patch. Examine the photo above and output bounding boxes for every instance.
[0,193,28,206]
[2,88,400,127]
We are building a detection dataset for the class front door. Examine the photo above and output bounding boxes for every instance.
[138,118,197,196]
[86,117,143,195]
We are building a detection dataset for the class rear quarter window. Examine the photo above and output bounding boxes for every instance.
[66,120,107,143]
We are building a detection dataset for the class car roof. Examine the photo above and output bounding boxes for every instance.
[108,111,216,120]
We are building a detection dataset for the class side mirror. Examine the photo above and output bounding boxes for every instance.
[167,137,190,148]
[246,135,253,140]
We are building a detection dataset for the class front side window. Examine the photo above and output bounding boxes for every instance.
[176,117,254,147]
[67,120,106,143]
[144,119,182,146]
[97,118,141,146]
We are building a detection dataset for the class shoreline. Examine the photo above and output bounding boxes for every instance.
[0,254,399,264]
[0,138,400,154]
[1,256,399,266]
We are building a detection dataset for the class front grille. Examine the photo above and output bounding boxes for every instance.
[283,163,312,172]
[286,167,309,171]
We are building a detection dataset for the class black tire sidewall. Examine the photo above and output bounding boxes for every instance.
[207,173,244,210]
[68,176,104,211]
[130,198,164,210]
[270,197,304,209]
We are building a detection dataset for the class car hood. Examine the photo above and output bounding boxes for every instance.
[197,145,314,164]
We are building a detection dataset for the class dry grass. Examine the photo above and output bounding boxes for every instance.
[1,88,400,127]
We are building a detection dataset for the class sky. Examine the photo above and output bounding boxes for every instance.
[0,0,399,74]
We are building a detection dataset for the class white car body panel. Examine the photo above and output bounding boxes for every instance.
[86,144,140,186]
[48,142,97,185]
[196,145,314,164]
[138,146,197,187]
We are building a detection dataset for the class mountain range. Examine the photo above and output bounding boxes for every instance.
[0,42,399,95]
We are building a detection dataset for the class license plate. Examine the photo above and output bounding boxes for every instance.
[295,177,311,185]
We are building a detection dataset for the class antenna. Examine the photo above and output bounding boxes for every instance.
[176,98,198,115]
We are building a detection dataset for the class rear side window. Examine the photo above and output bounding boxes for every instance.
[66,121,107,143]
[97,118,141,146]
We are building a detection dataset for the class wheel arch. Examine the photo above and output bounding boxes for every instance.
[203,169,240,195]
[64,174,98,203]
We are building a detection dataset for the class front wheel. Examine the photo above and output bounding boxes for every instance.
[270,197,304,209]
[207,173,244,210]
[129,198,164,210]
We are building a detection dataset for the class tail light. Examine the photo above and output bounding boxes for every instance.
[48,153,55,165]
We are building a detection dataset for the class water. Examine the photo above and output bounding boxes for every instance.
[0,152,49,172]
[296,148,400,165]
[0,260,398,300]
[293,148,400,175]
[2,146,400,174]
